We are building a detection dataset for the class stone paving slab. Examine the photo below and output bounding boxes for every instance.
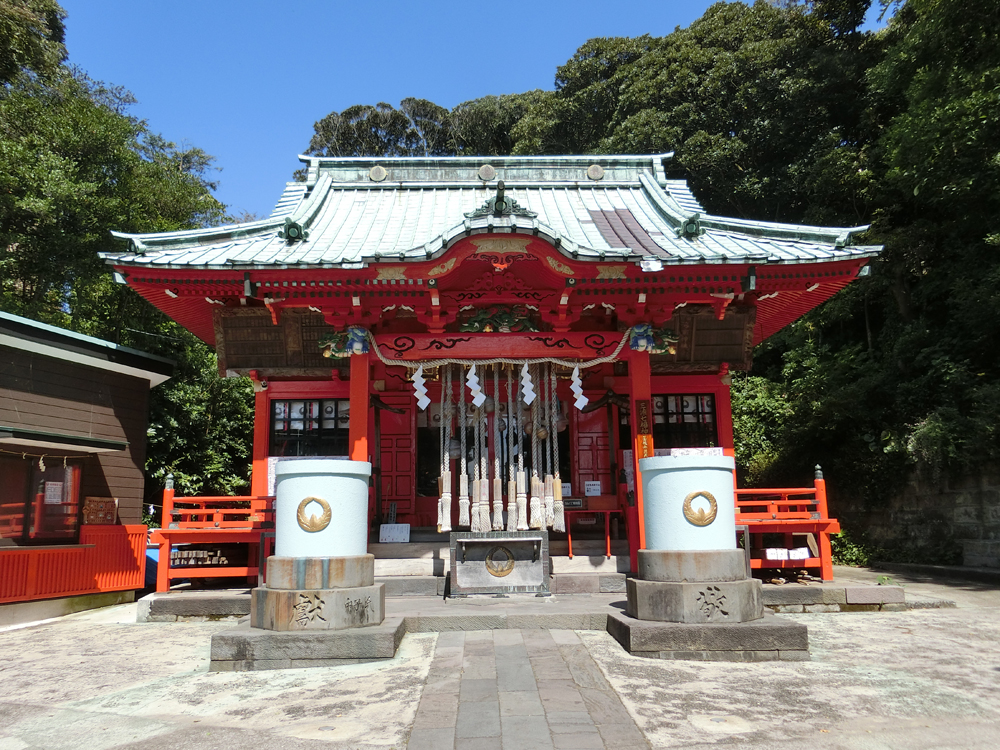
[3,568,999,749]
[408,629,649,749]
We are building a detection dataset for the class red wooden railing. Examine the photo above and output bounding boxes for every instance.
[0,525,147,604]
[149,487,275,592]
[734,469,840,581]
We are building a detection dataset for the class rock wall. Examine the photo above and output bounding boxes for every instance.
[831,465,1000,568]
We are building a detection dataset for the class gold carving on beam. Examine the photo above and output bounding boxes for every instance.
[296,496,332,532]
[596,265,628,280]
[428,257,457,277]
[682,491,718,527]
[545,256,574,275]
[470,237,531,254]
[485,545,516,577]
[376,267,407,281]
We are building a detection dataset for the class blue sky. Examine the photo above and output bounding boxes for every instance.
[60,1,888,220]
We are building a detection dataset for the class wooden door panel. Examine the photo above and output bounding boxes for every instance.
[377,393,416,512]
[572,399,613,495]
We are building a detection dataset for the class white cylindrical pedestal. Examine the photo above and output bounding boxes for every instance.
[274,458,372,557]
[638,455,736,551]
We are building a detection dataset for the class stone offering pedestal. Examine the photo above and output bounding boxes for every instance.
[251,554,385,632]
[450,531,550,596]
[611,454,808,662]
[211,458,401,670]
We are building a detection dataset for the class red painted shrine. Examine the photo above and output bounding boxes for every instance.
[105,154,879,578]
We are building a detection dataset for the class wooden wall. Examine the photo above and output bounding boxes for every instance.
[0,347,150,523]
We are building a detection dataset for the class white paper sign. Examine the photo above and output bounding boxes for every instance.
[584,481,603,497]
[44,482,63,505]
[561,482,572,497]
[379,523,410,543]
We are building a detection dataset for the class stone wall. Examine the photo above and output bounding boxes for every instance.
[831,465,1000,568]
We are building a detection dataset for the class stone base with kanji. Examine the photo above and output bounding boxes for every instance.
[250,584,385,632]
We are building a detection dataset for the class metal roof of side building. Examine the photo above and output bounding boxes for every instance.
[0,311,174,386]
[104,153,880,271]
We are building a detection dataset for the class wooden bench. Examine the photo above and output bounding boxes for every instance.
[148,486,275,592]
[734,467,840,581]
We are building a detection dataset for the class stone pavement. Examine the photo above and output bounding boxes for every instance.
[2,567,1000,749]
[407,629,647,750]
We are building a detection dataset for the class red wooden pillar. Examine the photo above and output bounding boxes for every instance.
[250,386,270,497]
[628,350,654,572]
[349,351,370,462]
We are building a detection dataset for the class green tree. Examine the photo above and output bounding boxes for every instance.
[0,0,65,85]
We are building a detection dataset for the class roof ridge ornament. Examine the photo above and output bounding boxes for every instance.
[464,180,538,219]
[278,216,309,243]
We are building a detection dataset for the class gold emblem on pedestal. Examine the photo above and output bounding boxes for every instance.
[682,491,718,527]
[296,496,332,532]
[485,545,516,577]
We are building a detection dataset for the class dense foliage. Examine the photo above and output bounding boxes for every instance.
[304,0,999,520]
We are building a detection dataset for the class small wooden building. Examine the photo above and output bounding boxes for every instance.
[104,154,877,569]
[0,312,172,611]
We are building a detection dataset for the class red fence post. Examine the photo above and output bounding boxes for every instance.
[814,465,834,581]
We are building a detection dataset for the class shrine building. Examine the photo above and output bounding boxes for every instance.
[104,154,879,571]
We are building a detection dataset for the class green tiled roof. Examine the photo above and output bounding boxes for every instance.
[105,154,879,270]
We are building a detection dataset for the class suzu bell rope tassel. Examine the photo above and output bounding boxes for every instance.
[506,364,518,532]
[492,363,504,531]
[458,367,470,528]
[515,364,528,531]
[529,365,543,530]
[551,365,565,533]
[543,363,555,528]
[440,365,452,533]
[477,404,491,533]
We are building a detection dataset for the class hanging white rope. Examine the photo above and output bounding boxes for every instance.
[440,365,452,533]
[543,361,555,528]
[515,363,528,531]
[492,363,504,530]
[477,403,491,533]
[506,363,518,532]
[551,364,565,532]
[458,366,470,528]
[529,363,543,530]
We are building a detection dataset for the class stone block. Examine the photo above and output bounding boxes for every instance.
[210,616,405,668]
[377,575,442,597]
[266,554,374,590]
[626,577,763,623]
[638,549,747,582]
[607,609,808,656]
[250,583,384,631]
[762,585,847,606]
[140,592,251,620]
[550,574,599,594]
[845,586,905,604]
[803,604,841,613]
[599,573,627,593]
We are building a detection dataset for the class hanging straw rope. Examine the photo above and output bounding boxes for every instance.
[529,363,543,529]
[440,365,453,533]
[437,364,446,532]
[551,364,565,532]
[458,366,470,528]
[492,363,504,530]
[477,402,491,533]
[506,363,517,532]
[515,361,528,530]
[543,361,555,528]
